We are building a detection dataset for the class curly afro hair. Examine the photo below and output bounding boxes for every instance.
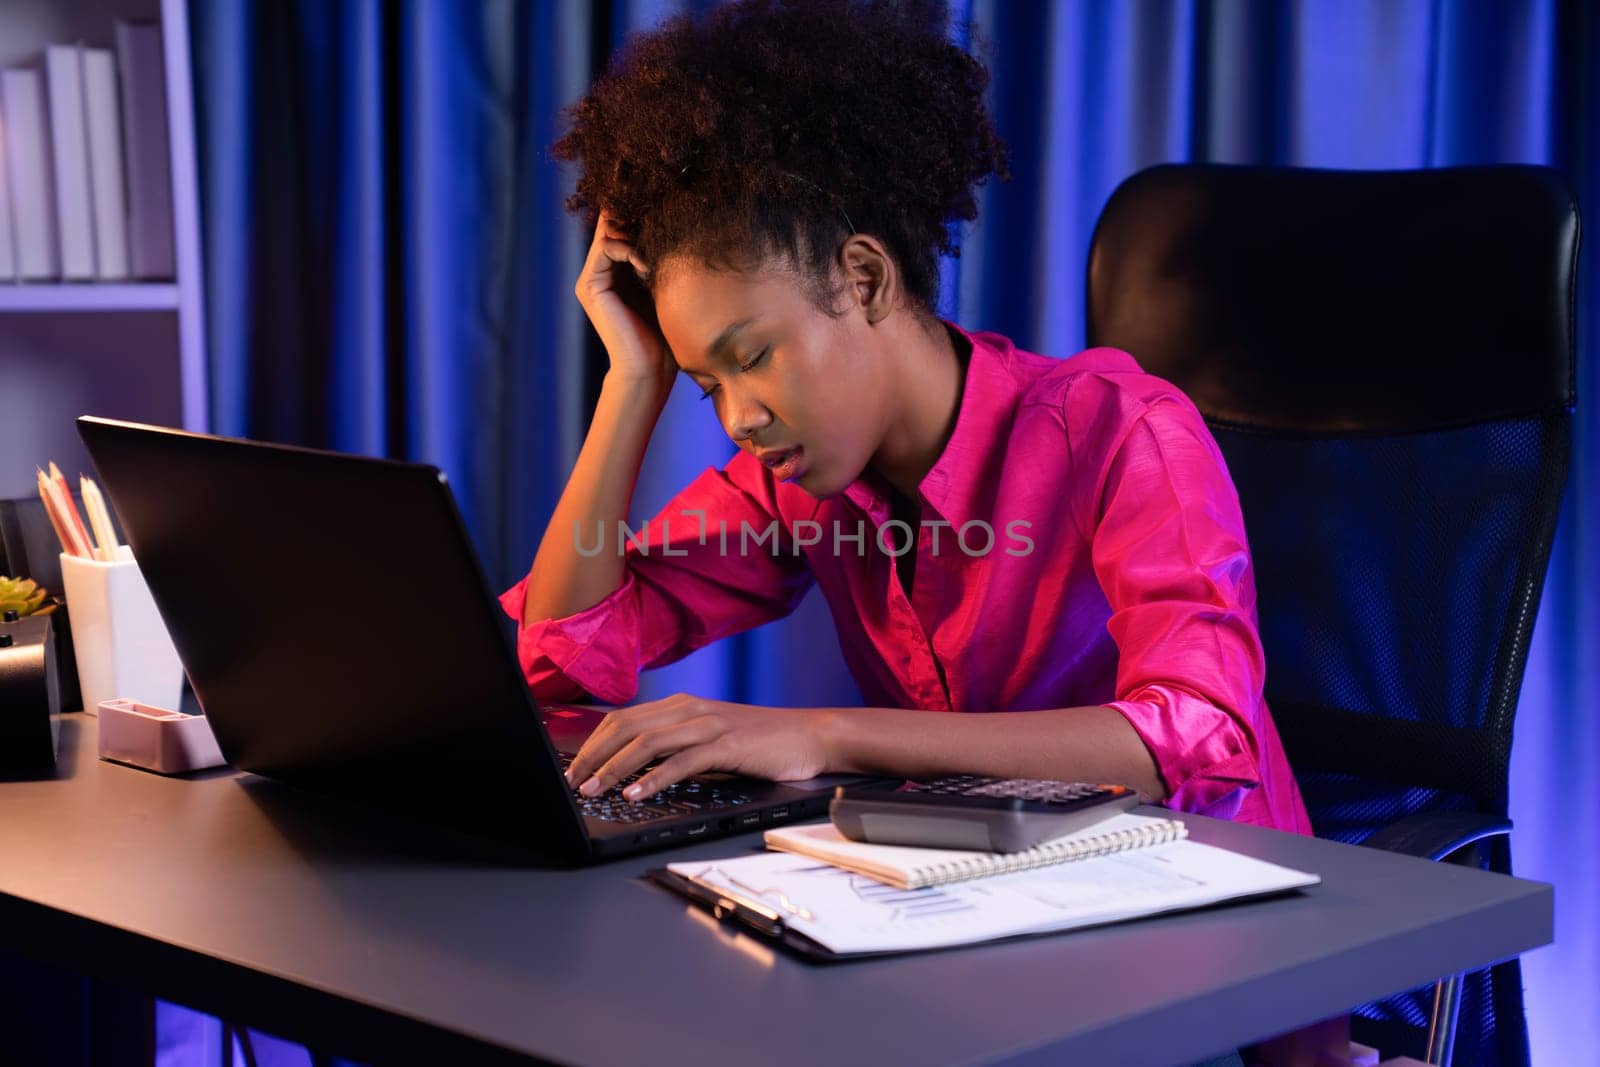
[552,0,1010,318]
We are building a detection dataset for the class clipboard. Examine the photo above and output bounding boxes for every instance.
[645,839,1321,964]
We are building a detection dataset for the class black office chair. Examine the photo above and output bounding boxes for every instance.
[1085,163,1577,1067]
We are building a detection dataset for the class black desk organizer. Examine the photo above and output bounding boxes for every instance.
[0,609,61,771]
[1,495,85,712]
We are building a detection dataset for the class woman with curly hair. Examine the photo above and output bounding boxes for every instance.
[502,0,1311,845]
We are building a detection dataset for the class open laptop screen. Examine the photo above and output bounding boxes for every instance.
[78,416,586,857]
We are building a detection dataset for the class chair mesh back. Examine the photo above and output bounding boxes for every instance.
[1215,418,1565,1065]
[1086,163,1578,1067]
[1214,416,1568,815]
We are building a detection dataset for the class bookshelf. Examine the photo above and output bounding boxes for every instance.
[0,0,207,500]
[0,283,180,312]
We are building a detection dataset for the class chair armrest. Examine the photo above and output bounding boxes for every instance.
[1360,812,1511,862]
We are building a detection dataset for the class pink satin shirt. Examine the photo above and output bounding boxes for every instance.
[501,321,1312,834]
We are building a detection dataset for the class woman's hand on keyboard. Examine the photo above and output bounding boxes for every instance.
[565,694,831,800]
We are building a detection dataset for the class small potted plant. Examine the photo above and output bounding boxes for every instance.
[0,575,59,619]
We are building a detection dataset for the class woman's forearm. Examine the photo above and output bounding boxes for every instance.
[820,704,1168,801]
[522,373,671,627]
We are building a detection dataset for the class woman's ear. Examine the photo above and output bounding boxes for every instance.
[839,235,896,324]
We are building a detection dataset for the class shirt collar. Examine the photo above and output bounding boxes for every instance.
[841,320,1023,529]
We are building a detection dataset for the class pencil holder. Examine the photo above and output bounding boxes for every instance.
[58,546,183,715]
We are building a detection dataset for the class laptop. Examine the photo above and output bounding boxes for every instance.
[78,416,879,862]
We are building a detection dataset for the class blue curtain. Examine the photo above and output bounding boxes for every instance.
[194,0,598,594]
[180,1,1596,1062]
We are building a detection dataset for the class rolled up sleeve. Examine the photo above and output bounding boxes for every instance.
[499,451,813,705]
[1089,396,1267,819]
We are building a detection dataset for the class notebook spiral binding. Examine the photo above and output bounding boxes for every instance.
[917,819,1189,887]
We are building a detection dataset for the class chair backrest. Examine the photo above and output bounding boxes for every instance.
[1086,163,1577,1065]
[1087,162,1575,823]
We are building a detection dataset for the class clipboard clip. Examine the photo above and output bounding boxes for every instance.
[646,867,847,962]
[700,866,816,924]
[653,868,792,937]
[713,894,785,937]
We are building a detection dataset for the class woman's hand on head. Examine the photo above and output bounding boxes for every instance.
[575,209,677,397]
[564,694,833,800]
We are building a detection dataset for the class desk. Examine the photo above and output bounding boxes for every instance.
[0,714,1552,1066]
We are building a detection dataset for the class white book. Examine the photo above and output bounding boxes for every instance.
[665,828,1320,957]
[0,99,16,280]
[114,20,174,280]
[0,68,58,279]
[82,48,129,280]
[45,45,95,280]
[765,811,1190,889]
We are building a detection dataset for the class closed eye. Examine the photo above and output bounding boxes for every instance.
[740,345,770,373]
[697,345,770,401]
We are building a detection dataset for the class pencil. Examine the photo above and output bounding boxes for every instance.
[37,469,92,559]
[80,477,121,562]
[48,461,94,557]
[37,470,78,557]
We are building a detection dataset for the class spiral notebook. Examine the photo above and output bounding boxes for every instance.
[763,811,1188,889]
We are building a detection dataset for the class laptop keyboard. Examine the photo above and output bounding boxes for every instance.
[557,752,757,825]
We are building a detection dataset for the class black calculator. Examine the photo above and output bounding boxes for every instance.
[830,776,1140,853]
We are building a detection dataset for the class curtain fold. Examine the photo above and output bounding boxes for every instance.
[183,1,1596,1061]
[192,0,599,586]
